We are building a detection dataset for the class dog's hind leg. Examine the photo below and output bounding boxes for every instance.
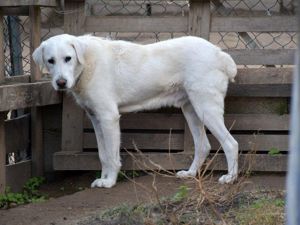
[87,109,121,188]
[176,102,211,178]
[185,75,238,183]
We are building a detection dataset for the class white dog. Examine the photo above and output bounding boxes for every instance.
[33,34,238,188]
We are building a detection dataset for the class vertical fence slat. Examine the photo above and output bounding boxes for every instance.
[0,10,4,82]
[0,9,6,194]
[184,0,211,153]
[0,113,6,194]
[29,5,43,176]
[61,0,85,153]
[189,0,211,39]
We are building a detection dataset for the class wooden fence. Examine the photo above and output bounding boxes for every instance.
[0,0,61,193]
[0,0,295,193]
[53,0,294,173]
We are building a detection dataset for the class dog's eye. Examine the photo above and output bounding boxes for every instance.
[65,56,71,62]
[48,58,55,64]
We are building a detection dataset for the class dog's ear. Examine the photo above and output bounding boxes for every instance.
[32,42,46,72]
[71,38,87,65]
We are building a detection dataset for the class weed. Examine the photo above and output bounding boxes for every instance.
[171,185,189,202]
[117,171,142,182]
[95,171,101,179]
[232,197,285,225]
[0,177,46,209]
[268,147,281,156]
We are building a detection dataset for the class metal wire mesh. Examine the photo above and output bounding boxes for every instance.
[89,0,189,43]
[2,8,64,77]
[3,16,30,76]
[2,0,297,76]
[210,0,296,67]
[89,0,296,67]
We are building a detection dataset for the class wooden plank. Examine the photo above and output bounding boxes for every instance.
[184,122,194,153]
[84,133,184,150]
[0,113,6,194]
[42,105,62,173]
[84,132,288,152]
[0,0,57,7]
[225,97,289,114]
[224,114,289,131]
[64,1,85,35]
[31,106,44,176]
[5,114,30,154]
[86,114,289,131]
[84,113,185,130]
[4,75,31,84]
[211,16,297,32]
[30,5,43,177]
[208,134,289,152]
[30,6,41,82]
[53,151,287,172]
[0,9,5,82]
[0,81,61,112]
[0,11,6,194]
[61,96,83,152]
[228,83,291,97]
[6,160,31,192]
[189,0,211,39]
[235,68,293,85]
[226,49,295,65]
[2,7,29,16]
[210,154,287,172]
[84,16,188,33]
[61,1,85,153]
[86,0,189,16]
[185,0,210,154]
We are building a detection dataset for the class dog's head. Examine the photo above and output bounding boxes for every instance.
[32,34,87,90]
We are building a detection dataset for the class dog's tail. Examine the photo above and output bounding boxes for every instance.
[218,51,237,83]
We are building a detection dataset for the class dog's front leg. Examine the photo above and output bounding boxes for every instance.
[88,110,121,188]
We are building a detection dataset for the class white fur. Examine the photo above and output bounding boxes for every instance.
[33,34,239,188]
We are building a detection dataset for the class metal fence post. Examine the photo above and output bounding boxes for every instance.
[286,4,300,225]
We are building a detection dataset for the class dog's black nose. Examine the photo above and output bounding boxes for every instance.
[56,79,67,88]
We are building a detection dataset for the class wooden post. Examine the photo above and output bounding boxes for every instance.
[29,5,43,176]
[189,0,211,39]
[184,0,211,153]
[0,113,6,194]
[0,9,6,193]
[29,6,41,82]
[0,9,4,82]
[61,0,85,152]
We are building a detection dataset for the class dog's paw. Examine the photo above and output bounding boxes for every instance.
[218,174,237,184]
[176,170,196,178]
[91,178,116,188]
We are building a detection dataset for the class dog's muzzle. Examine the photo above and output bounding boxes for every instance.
[56,78,67,89]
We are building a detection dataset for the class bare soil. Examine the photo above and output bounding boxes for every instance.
[0,172,286,225]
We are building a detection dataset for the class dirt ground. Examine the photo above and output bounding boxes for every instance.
[0,172,286,225]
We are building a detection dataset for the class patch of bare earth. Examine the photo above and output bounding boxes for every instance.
[0,171,285,225]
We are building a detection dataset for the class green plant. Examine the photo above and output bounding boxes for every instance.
[235,198,285,225]
[117,170,141,182]
[171,185,189,202]
[0,177,46,209]
[95,171,101,179]
[268,147,281,156]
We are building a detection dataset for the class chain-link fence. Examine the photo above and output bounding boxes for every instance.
[2,0,297,77]
[3,7,64,77]
[89,0,296,67]
[90,0,189,42]
[211,1,296,50]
